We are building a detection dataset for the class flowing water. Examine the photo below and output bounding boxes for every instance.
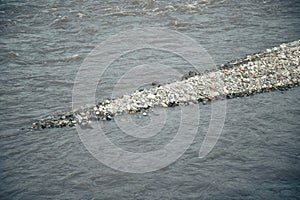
[1,0,300,199]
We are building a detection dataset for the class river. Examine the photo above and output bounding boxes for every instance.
[0,0,299,199]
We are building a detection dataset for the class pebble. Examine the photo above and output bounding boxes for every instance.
[161,103,168,108]
[31,40,300,129]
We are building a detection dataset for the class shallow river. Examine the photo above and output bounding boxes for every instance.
[1,0,300,199]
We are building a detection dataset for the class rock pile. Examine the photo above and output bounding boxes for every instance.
[32,40,300,129]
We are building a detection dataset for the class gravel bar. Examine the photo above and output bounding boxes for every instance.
[32,40,300,129]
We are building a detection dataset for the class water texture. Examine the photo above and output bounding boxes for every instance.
[0,0,299,199]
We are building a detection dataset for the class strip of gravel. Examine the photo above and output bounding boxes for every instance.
[32,40,300,129]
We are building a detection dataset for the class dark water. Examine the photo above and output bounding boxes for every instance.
[1,0,300,199]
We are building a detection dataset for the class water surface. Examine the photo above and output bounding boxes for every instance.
[0,0,300,199]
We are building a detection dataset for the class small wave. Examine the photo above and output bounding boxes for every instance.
[43,54,82,63]
[104,11,138,17]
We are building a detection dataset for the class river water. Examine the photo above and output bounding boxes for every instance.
[1,0,300,199]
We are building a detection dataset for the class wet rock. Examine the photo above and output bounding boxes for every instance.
[151,81,159,86]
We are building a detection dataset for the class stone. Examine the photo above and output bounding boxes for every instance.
[148,94,156,99]
[161,102,168,108]
[129,110,136,114]
[103,99,110,104]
